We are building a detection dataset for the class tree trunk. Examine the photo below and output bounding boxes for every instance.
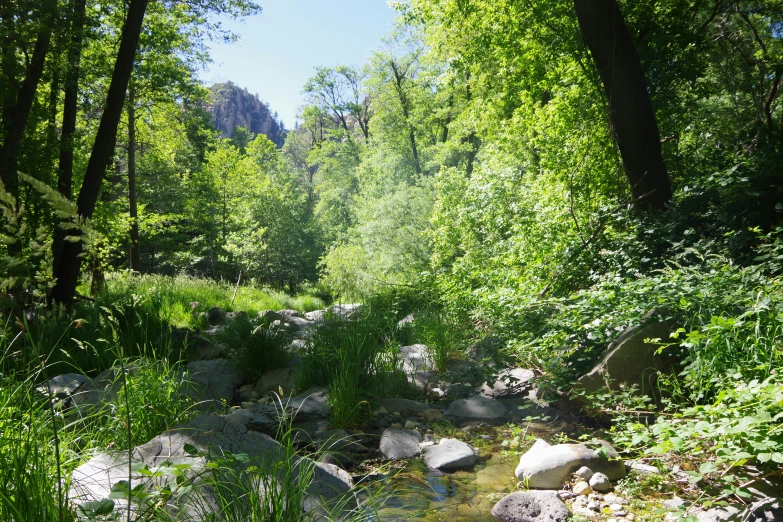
[52,0,150,305]
[390,60,422,176]
[0,3,55,205]
[573,0,672,210]
[128,84,141,271]
[53,0,87,274]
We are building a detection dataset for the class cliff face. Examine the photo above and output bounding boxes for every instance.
[208,82,285,147]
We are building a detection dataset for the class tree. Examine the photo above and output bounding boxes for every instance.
[51,0,150,305]
[574,0,672,210]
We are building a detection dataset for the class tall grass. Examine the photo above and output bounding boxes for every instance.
[296,302,416,428]
[102,273,327,329]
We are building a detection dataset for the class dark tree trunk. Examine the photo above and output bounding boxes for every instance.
[127,84,141,271]
[53,0,87,273]
[52,0,150,305]
[574,0,672,210]
[0,5,55,204]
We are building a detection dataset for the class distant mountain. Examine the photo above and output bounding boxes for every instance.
[207,82,285,147]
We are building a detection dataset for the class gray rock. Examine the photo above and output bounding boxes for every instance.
[206,306,226,326]
[259,310,285,323]
[184,359,242,412]
[626,460,660,475]
[304,309,327,322]
[193,337,229,360]
[574,466,594,480]
[446,395,508,421]
[399,344,432,374]
[578,309,675,395]
[481,368,535,399]
[663,498,687,510]
[288,387,330,419]
[428,387,446,401]
[38,373,90,399]
[378,398,428,415]
[254,367,296,396]
[327,304,362,320]
[69,415,353,520]
[589,471,611,492]
[278,309,304,319]
[379,428,422,460]
[491,491,571,522]
[444,382,475,399]
[397,313,415,327]
[423,438,477,471]
[515,438,625,489]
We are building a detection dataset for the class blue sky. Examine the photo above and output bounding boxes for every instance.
[201,0,398,129]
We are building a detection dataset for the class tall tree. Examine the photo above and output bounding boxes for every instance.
[52,0,150,305]
[53,0,88,272]
[574,0,672,210]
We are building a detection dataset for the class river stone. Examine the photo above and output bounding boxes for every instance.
[481,368,536,399]
[38,373,90,399]
[423,438,477,471]
[255,367,296,395]
[69,415,353,520]
[380,428,422,460]
[288,386,330,418]
[491,491,571,522]
[206,306,226,325]
[327,303,362,320]
[515,438,625,489]
[185,359,242,412]
[589,471,611,492]
[378,398,428,415]
[398,344,432,374]
[446,395,508,420]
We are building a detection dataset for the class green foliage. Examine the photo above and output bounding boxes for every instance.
[215,314,290,381]
[296,304,416,427]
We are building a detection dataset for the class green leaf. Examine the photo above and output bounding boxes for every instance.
[76,499,115,518]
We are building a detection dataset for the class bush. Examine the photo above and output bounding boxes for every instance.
[216,314,290,380]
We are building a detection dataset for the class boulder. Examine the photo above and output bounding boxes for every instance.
[446,395,508,421]
[259,310,285,323]
[327,304,362,320]
[379,428,422,460]
[481,368,535,399]
[278,309,304,319]
[491,491,571,522]
[423,438,477,471]
[192,337,229,360]
[38,373,90,400]
[206,306,226,326]
[398,344,432,374]
[378,398,429,415]
[287,387,330,419]
[305,309,327,322]
[254,367,296,396]
[515,438,625,489]
[69,415,353,520]
[578,309,675,395]
[185,359,243,412]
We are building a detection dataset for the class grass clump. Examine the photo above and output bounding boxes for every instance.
[296,301,415,428]
[215,313,291,380]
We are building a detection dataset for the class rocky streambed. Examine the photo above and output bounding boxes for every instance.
[41,304,782,521]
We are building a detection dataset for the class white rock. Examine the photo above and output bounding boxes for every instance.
[573,481,592,495]
[589,471,612,492]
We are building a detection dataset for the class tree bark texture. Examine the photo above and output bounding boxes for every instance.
[52,0,150,305]
[128,84,141,271]
[53,0,87,274]
[574,0,672,210]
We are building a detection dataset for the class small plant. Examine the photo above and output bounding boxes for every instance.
[216,314,290,380]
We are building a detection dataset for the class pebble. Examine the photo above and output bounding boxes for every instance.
[392,411,401,417]
[404,420,420,429]
[604,493,628,505]
[589,471,611,492]
[390,423,402,429]
[615,510,628,517]
[610,503,624,511]
[573,481,592,496]
[626,513,635,520]
[575,466,594,480]
[587,500,600,511]
[558,491,576,500]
